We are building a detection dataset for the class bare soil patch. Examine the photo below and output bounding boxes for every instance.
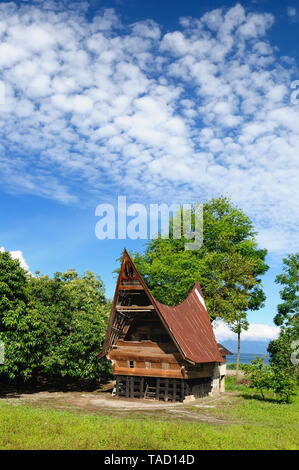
[0,378,234,424]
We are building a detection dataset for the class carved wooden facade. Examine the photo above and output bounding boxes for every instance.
[99,250,231,401]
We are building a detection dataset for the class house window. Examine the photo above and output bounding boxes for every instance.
[162,363,168,371]
[145,361,151,369]
[129,361,134,369]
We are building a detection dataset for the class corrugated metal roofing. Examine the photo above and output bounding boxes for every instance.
[153,283,225,364]
[99,250,227,364]
[217,343,233,357]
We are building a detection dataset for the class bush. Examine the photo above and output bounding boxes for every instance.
[0,251,112,381]
[244,356,297,403]
[269,368,297,403]
[226,363,248,371]
[244,357,272,400]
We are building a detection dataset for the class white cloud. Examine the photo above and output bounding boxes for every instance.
[213,321,280,342]
[0,246,29,271]
[0,2,298,253]
[287,7,297,18]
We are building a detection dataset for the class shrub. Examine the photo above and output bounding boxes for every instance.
[245,356,297,403]
[244,357,272,400]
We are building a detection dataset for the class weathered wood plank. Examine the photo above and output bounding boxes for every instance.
[140,377,144,398]
[116,305,155,310]
[110,353,182,364]
[113,367,184,379]
[119,285,144,290]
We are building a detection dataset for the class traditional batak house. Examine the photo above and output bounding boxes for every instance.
[99,250,232,402]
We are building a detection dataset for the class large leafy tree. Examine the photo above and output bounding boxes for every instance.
[0,251,31,378]
[273,253,299,327]
[133,197,268,373]
[0,251,28,329]
[34,270,111,380]
[133,197,268,320]
[268,253,299,375]
[0,252,111,381]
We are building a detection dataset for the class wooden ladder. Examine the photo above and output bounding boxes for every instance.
[144,384,156,399]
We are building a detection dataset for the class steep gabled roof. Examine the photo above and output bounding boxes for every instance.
[99,250,225,364]
[154,284,225,363]
[217,343,233,357]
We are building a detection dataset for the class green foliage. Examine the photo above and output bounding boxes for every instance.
[267,253,298,400]
[245,356,297,403]
[269,368,297,404]
[230,317,249,346]
[268,324,299,371]
[244,357,273,400]
[0,251,28,331]
[274,253,299,327]
[0,251,31,378]
[226,363,248,370]
[27,270,111,380]
[133,196,268,324]
[0,251,111,381]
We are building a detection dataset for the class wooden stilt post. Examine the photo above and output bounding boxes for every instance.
[140,377,144,399]
[165,378,169,402]
[156,378,160,400]
[130,376,134,398]
[181,380,185,402]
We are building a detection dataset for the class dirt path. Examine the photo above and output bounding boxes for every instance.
[0,388,233,424]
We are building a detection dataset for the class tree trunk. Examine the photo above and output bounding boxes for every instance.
[236,331,241,382]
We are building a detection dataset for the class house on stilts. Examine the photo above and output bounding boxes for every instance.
[98,250,232,402]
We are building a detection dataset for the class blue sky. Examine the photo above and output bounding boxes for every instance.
[0,0,298,342]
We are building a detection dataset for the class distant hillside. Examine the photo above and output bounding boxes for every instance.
[220,339,271,354]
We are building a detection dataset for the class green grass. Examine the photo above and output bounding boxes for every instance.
[225,375,249,392]
[0,389,298,450]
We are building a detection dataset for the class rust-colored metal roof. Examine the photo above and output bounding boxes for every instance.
[99,250,227,364]
[217,343,233,357]
[153,284,225,364]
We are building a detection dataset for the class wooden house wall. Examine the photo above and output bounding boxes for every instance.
[105,253,222,382]
[107,308,217,379]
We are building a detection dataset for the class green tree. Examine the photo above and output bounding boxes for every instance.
[27,270,111,380]
[134,197,267,312]
[266,253,298,402]
[268,253,298,374]
[274,253,298,327]
[245,356,272,400]
[230,317,249,381]
[0,258,111,381]
[245,356,297,403]
[133,197,268,357]
[0,250,28,330]
[268,324,299,371]
[0,251,31,379]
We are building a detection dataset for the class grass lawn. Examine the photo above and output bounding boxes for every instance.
[0,381,298,450]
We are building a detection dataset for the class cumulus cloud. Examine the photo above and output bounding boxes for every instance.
[0,2,298,253]
[0,246,29,271]
[213,321,280,342]
[287,7,297,18]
